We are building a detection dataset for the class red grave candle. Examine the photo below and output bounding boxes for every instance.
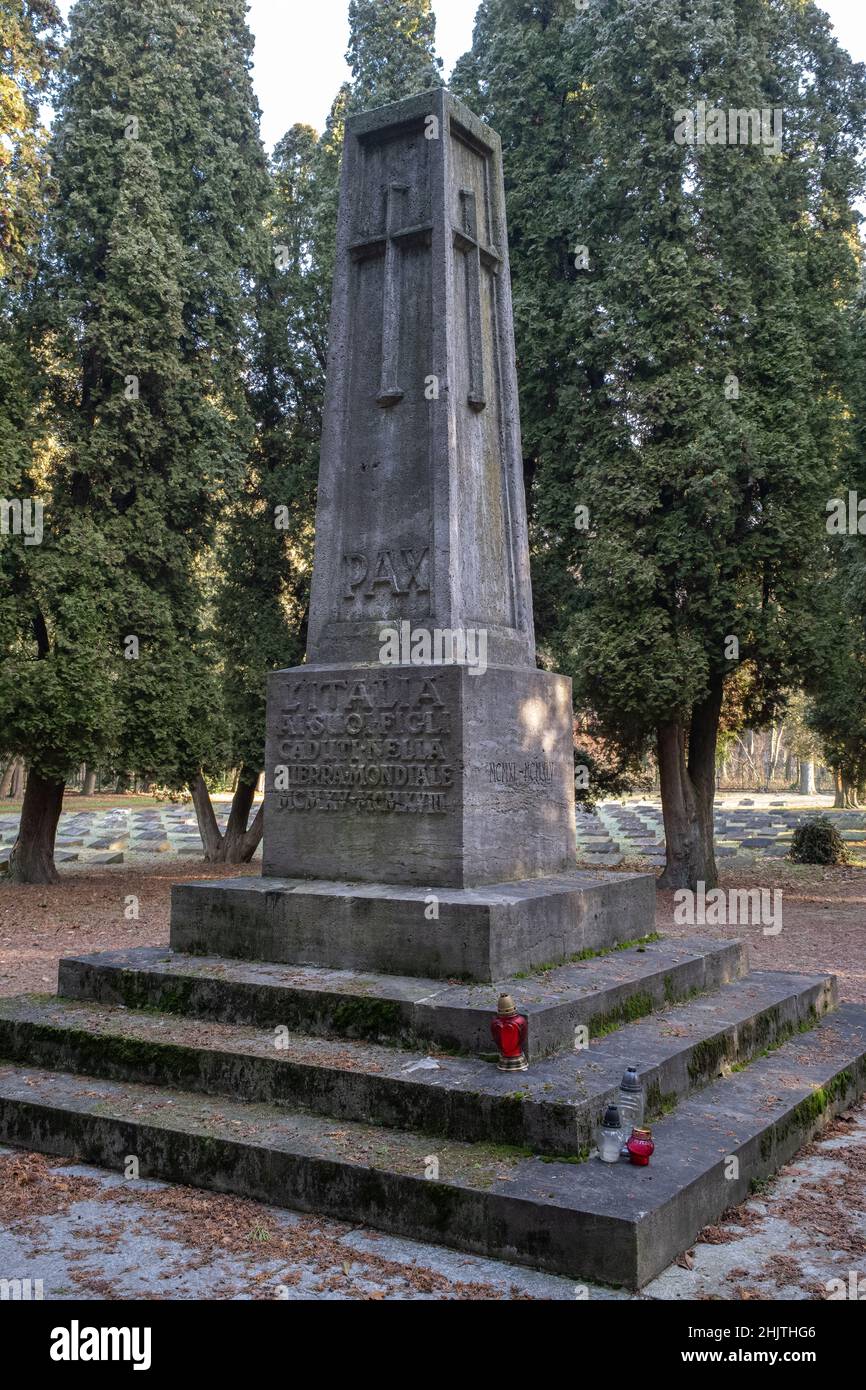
[626,1128,655,1166]
[491,994,528,1071]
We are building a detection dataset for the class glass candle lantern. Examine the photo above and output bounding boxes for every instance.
[626,1128,655,1166]
[598,1103,624,1163]
[617,1066,645,1132]
[490,994,528,1071]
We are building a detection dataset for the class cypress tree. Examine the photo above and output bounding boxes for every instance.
[346,0,442,112]
[1,0,269,881]
[455,0,866,888]
[0,0,61,282]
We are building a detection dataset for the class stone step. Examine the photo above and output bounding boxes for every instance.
[57,935,746,1059]
[0,969,833,1157]
[0,1004,862,1289]
[169,870,657,982]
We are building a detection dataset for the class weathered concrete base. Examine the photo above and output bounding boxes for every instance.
[58,935,746,1058]
[0,1005,863,1289]
[169,868,656,981]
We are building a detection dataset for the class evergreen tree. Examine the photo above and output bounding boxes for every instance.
[195,126,323,861]
[805,289,866,805]
[455,0,866,888]
[1,0,269,881]
[0,0,61,282]
[346,0,442,112]
[0,0,62,836]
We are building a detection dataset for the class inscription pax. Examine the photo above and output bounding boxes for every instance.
[342,546,430,601]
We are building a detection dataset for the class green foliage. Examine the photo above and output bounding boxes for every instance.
[0,0,61,284]
[346,0,442,112]
[1,0,270,789]
[456,0,865,739]
[789,815,849,865]
[804,288,866,793]
[454,0,866,876]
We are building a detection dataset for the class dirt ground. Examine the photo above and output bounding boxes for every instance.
[0,860,258,996]
[653,861,866,1003]
[2,857,864,1000]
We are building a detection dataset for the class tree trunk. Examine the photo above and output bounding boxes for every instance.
[82,766,98,796]
[218,768,265,862]
[10,758,26,799]
[189,767,264,864]
[657,677,723,891]
[832,770,859,807]
[8,770,65,884]
[799,758,816,796]
[190,772,224,859]
[0,759,16,799]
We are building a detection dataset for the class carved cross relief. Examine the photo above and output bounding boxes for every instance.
[348,181,432,408]
[454,187,500,412]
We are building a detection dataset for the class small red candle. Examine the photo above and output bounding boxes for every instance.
[491,994,528,1071]
[626,1128,654,1165]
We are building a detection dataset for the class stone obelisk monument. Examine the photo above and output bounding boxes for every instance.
[171,90,653,980]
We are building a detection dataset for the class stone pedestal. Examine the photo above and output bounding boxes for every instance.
[170,870,655,982]
[263,662,576,888]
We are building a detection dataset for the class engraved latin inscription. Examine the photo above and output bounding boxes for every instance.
[341,547,431,601]
[488,760,555,787]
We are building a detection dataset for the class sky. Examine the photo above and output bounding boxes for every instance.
[54,1,866,150]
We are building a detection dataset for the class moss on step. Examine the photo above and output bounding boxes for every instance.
[329,996,405,1039]
[589,991,655,1038]
[687,1033,733,1085]
[538,1146,591,1165]
[511,933,661,979]
[759,1068,855,1162]
[645,1080,678,1118]
[730,1013,823,1074]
